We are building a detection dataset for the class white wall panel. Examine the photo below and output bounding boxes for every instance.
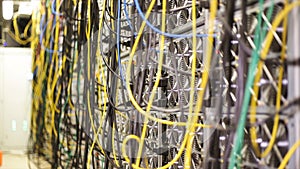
[0,47,32,151]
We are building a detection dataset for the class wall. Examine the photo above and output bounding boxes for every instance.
[0,47,32,151]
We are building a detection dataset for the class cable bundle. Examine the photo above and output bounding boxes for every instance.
[28,0,300,168]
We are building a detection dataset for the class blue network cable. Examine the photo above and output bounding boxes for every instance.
[39,14,46,44]
[39,15,62,56]
[52,0,63,16]
[117,0,126,87]
[123,0,137,36]
[133,0,213,38]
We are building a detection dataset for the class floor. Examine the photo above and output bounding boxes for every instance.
[1,151,50,169]
[1,153,32,169]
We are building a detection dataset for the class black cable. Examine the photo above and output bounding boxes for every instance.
[286,57,300,66]
[221,0,246,168]
[103,13,135,38]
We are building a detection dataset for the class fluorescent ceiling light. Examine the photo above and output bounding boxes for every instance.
[18,2,34,15]
[2,0,14,20]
